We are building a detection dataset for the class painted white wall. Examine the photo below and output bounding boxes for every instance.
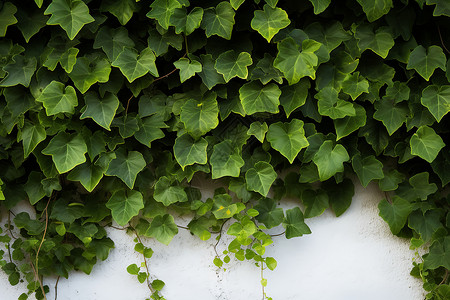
[0,182,426,300]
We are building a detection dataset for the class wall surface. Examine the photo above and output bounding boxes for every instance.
[0,182,426,300]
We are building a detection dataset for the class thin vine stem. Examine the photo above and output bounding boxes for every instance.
[54,276,60,300]
[213,219,230,257]
[437,25,450,54]
[130,225,155,295]
[269,231,286,237]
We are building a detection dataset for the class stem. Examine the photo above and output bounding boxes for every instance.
[269,231,286,237]
[130,225,155,295]
[176,224,189,230]
[439,269,449,285]
[437,25,450,54]
[213,219,230,257]
[153,68,179,83]
[261,263,265,300]
[184,34,189,55]
[54,276,60,300]
[125,95,133,115]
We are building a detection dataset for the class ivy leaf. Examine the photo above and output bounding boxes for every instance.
[79,99,117,134]
[100,0,137,25]
[373,99,409,135]
[341,72,369,100]
[105,148,146,189]
[352,154,384,188]
[112,115,139,138]
[334,103,366,140]
[0,2,17,37]
[112,47,158,83]
[279,78,310,118]
[230,0,245,10]
[250,53,284,85]
[302,189,329,218]
[18,121,46,158]
[308,0,331,14]
[251,5,290,43]
[67,161,104,192]
[134,115,168,147]
[42,132,87,174]
[210,140,245,179]
[378,196,412,235]
[282,207,311,239]
[431,151,450,187]
[406,45,446,81]
[410,126,445,163]
[145,214,178,245]
[214,50,252,82]
[254,198,284,229]
[213,194,238,219]
[420,85,450,122]
[198,54,226,89]
[426,0,450,17]
[245,161,277,197]
[408,210,443,242]
[44,0,94,40]
[180,92,219,138]
[146,0,182,29]
[313,141,349,181]
[0,55,37,87]
[355,24,394,59]
[356,0,393,22]
[409,172,438,201]
[173,57,202,83]
[170,7,203,35]
[324,178,354,217]
[93,27,135,62]
[24,172,45,205]
[304,21,350,53]
[106,190,144,226]
[423,237,450,270]
[239,81,281,115]
[316,87,356,119]
[174,134,208,170]
[16,8,49,43]
[153,176,188,206]
[36,81,78,116]
[69,56,111,93]
[274,38,321,85]
[266,119,309,164]
[379,169,405,191]
[247,121,268,143]
[201,2,235,40]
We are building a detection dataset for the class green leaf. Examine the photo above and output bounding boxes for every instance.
[356,0,393,22]
[210,140,245,179]
[94,27,135,62]
[282,207,311,239]
[146,0,183,30]
[18,121,46,158]
[250,53,284,85]
[214,50,252,82]
[251,5,290,42]
[431,151,450,186]
[36,81,78,116]
[112,115,139,138]
[105,148,146,189]
[409,172,437,201]
[213,194,238,219]
[173,57,202,83]
[134,114,168,147]
[245,161,277,197]
[145,214,178,245]
[230,0,245,10]
[355,24,394,59]
[341,72,369,100]
[408,210,443,242]
[420,85,450,122]
[147,27,183,57]
[69,56,111,93]
[266,119,309,164]
[334,104,366,140]
[352,154,384,188]
[378,196,413,235]
[274,38,321,85]
[67,161,104,192]
[198,54,226,89]
[279,78,310,118]
[373,99,409,135]
[312,141,349,181]
[316,87,356,119]
[254,198,284,229]
[112,47,158,82]
[0,2,17,37]
[239,81,281,115]
[42,132,87,174]
[80,92,119,130]
[426,0,450,17]
[302,189,329,218]
[304,21,350,53]
[24,172,46,205]
[324,178,354,217]
[406,45,446,81]
[410,126,445,163]
[174,134,208,170]
[180,92,219,138]
[379,169,405,191]
[423,237,450,270]
[247,121,268,143]
[16,8,49,43]
[201,2,235,40]
[153,176,188,206]
[308,0,331,14]
[106,190,144,226]
[44,0,94,40]
[0,55,37,87]
[170,7,203,35]
[100,0,137,25]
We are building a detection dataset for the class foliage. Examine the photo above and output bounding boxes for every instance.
[0,0,449,299]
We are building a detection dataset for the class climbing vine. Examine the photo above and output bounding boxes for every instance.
[0,0,449,299]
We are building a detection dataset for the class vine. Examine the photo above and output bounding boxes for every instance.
[0,0,449,299]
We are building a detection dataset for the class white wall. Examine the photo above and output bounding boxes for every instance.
[0,182,426,300]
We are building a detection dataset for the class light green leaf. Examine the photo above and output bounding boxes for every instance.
[154,176,188,206]
[352,154,384,188]
[180,92,219,138]
[36,81,78,116]
[280,78,310,118]
[112,47,158,82]
[308,0,331,14]
[146,0,183,29]
[134,115,168,147]
[0,2,17,37]
[355,24,394,59]
[316,87,356,119]
[67,161,104,192]
[341,72,369,100]
[174,134,208,170]
[69,56,111,93]
[210,140,245,179]
[313,141,349,181]
[251,5,290,42]
[247,121,268,143]
[213,194,238,219]
[201,2,235,40]
[239,81,281,115]
[282,207,311,239]
[170,7,203,35]
[409,172,438,200]
[406,45,446,81]
[94,27,135,62]
[420,85,450,122]
[42,132,87,174]
[267,119,309,164]
[378,196,412,235]
[426,0,450,17]
[230,0,245,10]
[373,99,409,135]
[106,190,144,226]
[356,0,393,22]
[254,198,284,229]
[105,148,146,189]
[302,189,329,218]
[145,214,178,245]
[214,50,252,82]
[100,0,137,25]
[0,55,37,87]
[174,57,202,83]
[44,0,94,40]
[18,121,46,158]
[274,38,321,85]
[245,161,277,197]
[334,103,366,140]
[410,126,445,163]
[80,92,119,130]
